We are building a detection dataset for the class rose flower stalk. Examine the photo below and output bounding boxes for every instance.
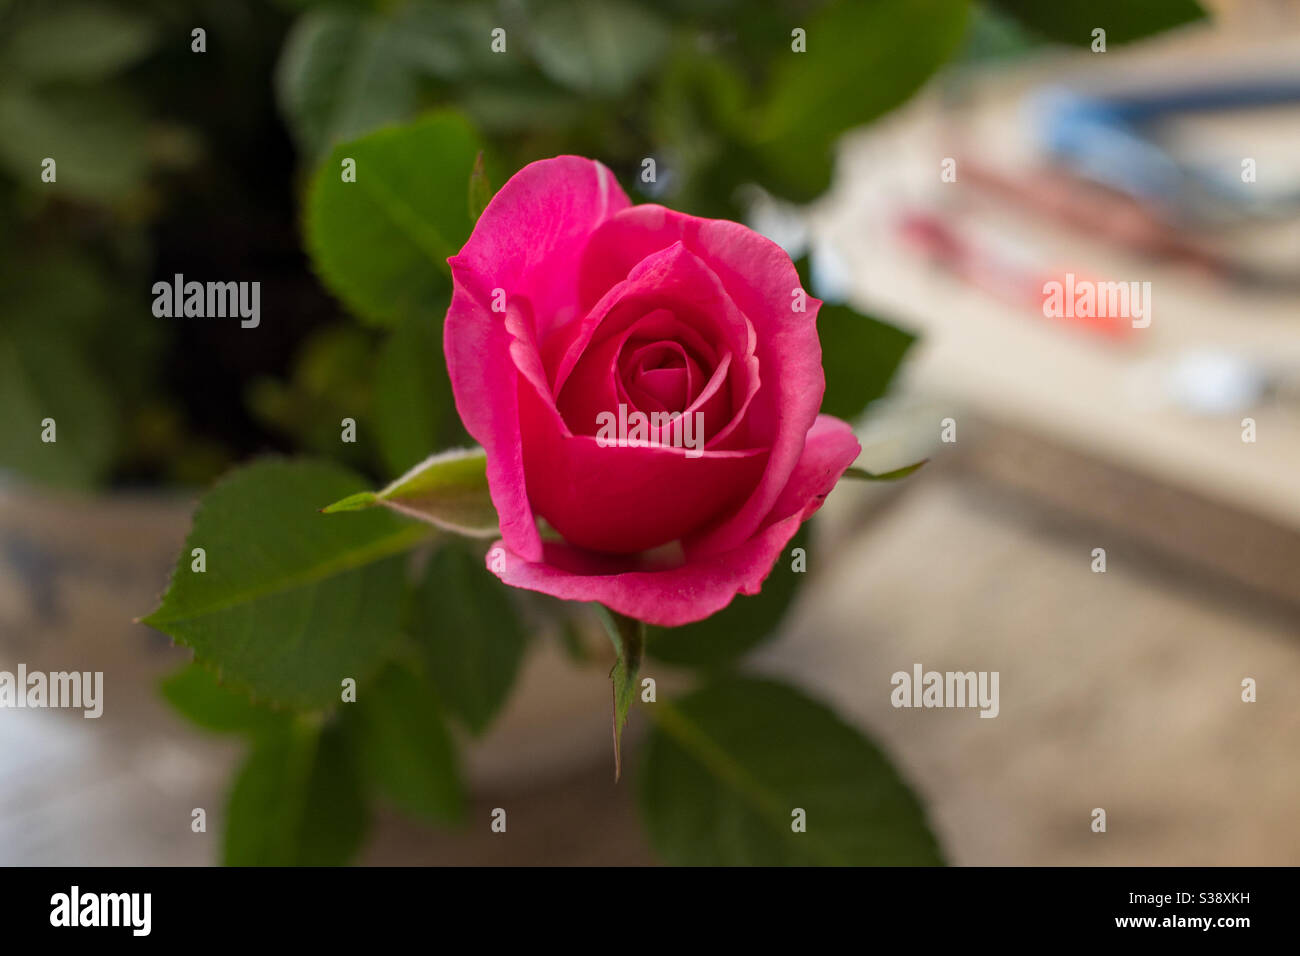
[445,156,861,627]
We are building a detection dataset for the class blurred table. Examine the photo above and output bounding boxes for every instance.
[819,28,1300,596]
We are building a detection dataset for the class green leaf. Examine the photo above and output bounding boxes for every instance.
[409,542,528,736]
[394,1,524,82]
[468,150,492,222]
[274,8,420,161]
[245,323,378,468]
[955,2,1045,64]
[1,1,156,83]
[160,663,288,737]
[639,678,943,866]
[597,606,644,781]
[322,491,379,513]
[0,86,148,202]
[987,0,1205,46]
[408,541,530,738]
[647,45,751,213]
[141,459,429,710]
[456,84,587,135]
[753,0,970,200]
[647,526,808,671]
[527,0,671,97]
[372,312,467,479]
[817,301,916,421]
[305,112,483,327]
[0,253,115,338]
[224,718,369,866]
[344,664,465,825]
[322,447,498,538]
[843,461,927,482]
[0,321,116,489]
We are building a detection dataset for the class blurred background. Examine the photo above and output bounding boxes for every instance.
[1,0,1297,864]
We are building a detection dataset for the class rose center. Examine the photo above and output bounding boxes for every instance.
[619,340,696,413]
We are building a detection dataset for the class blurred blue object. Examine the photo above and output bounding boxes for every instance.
[1030,78,1300,222]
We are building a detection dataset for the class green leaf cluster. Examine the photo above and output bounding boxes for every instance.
[148,458,529,864]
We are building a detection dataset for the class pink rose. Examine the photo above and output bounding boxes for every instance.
[444,156,860,626]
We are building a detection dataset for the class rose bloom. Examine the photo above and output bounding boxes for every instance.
[444,156,860,626]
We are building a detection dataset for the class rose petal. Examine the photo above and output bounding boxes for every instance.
[446,157,630,561]
[577,205,825,557]
[553,242,754,398]
[455,156,629,335]
[490,414,860,625]
[520,380,768,554]
[628,359,688,411]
